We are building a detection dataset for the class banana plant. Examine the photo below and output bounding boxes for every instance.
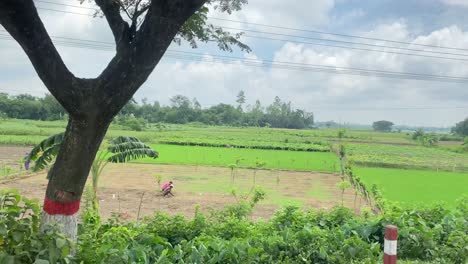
[26,134,158,208]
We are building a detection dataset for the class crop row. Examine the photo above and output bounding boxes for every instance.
[347,143,468,172]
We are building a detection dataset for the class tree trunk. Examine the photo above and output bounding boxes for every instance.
[41,115,111,243]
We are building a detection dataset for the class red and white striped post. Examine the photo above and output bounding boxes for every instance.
[384,225,398,264]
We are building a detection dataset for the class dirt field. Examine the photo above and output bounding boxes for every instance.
[0,145,30,168]
[0,146,368,220]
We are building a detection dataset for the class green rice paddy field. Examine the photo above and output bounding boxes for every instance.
[139,144,339,172]
[355,167,468,206]
[0,118,467,206]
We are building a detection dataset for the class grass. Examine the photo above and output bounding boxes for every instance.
[1,118,467,206]
[306,181,330,200]
[348,143,468,172]
[0,118,424,147]
[0,165,17,177]
[355,167,468,206]
[166,171,309,207]
[137,144,339,172]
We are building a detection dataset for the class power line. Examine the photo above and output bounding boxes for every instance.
[242,35,468,62]
[164,52,468,83]
[35,0,97,10]
[207,17,468,52]
[3,25,464,62]
[37,7,94,16]
[33,0,468,53]
[222,26,468,58]
[2,33,468,83]
[31,7,468,61]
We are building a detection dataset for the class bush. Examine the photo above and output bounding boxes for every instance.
[1,190,467,264]
[0,190,74,263]
[113,115,147,131]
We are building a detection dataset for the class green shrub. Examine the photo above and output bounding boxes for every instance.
[0,190,74,263]
[1,190,467,264]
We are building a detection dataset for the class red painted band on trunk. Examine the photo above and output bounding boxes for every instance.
[43,197,80,215]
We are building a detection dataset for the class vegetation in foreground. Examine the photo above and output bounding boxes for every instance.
[1,190,467,264]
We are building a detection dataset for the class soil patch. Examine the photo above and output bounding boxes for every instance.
[0,145,368,220]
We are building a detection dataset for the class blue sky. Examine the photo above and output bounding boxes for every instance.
[0,0,467,127]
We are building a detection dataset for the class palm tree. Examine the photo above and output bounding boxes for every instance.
[26,134,158,208]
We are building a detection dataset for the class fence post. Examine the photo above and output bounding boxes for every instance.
[384,225,398,264]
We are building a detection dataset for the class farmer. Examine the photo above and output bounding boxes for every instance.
[161,181,174,197]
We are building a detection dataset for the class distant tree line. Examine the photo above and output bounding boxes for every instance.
[0,93,65,120]
[452,117,468,136]
[0,92,314,129]
[372,120,394,132]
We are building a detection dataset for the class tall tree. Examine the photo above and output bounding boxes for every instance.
[249,99,263,126]
[452,117,468,136]
[0,0,249,241]
[372,120,394,132]
[236,90,246,111]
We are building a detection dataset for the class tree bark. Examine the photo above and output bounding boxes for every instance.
[41,114,112,242]
[0,0,208,245]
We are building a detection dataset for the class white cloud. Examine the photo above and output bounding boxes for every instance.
[439,0,468,8]
[1,2,468,126]
[137,22,468,126]
[208,0,335,30]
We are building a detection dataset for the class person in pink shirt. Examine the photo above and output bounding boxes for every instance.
[161,181,174,197]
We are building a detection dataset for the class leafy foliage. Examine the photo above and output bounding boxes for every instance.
[451,117,468,136]
[84,0,250,53]
[107,136,158,163]
[113,115,147,131]
[0,190,74,263]
[0,93,66,121]
[372,120,394,132]
[26,134,158,172]
[177,6,250,52]
[25,132,64,172]
[0,92,315,129]
[411,129,439,147]
[2,190,467,264]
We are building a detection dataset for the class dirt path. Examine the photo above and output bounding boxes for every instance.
[0,145,30,168]
[0,146,368,220]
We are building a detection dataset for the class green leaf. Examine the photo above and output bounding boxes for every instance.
[61,245,70,258]
[0,224,7,235]
[108,148,158,163]
[3,255,15,264]
[55,238,66,249]
[110,136,141,145]
[34,259,50,264]
[12,231,24,242]
[26,132,64,171]
[107,141,151,153]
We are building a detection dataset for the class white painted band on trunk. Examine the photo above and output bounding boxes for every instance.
[384,239,397,255]
[41,212,79,244]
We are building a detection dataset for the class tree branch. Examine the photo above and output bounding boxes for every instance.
[132,4,150,28]
[94,0,130,48]
[0,0,85,114]
[95,0,208,117]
